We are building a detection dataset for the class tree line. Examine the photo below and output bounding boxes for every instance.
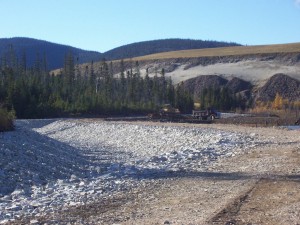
[198,87,251,111]
[0,48,194,119]
[0,45,257,120]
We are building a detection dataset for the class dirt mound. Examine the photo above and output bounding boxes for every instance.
[225,77,252,93]
[257,73,300,102]
[182,75,253,99]
[182,73,299,104]
[182,75,227,97]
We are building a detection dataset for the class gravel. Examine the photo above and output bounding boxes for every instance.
[0,119,294,223]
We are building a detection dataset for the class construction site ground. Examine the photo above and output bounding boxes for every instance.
[48,122,300,225]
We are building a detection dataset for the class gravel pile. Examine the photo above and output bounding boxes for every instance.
[0,119,270,223]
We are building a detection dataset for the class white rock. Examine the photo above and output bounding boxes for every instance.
[30,219,39,224]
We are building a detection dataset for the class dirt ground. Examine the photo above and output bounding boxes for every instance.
[12,122,300,225]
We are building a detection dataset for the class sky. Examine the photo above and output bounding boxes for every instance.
[1,0,300,52]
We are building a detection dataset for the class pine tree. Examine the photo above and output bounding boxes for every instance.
[63,52,75,87]
[89,61,96,92]
[166,77,175,105]
[143,68,151,103]
[120,59,126,103]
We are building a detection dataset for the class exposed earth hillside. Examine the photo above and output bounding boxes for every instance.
[73,45,300,103]
[75,43,300,86]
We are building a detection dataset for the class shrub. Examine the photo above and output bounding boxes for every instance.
[0,108,15,132]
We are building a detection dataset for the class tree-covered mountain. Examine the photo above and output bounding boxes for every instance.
[0,37,102,70]
[102,38,241,60]
[0,37,241,70]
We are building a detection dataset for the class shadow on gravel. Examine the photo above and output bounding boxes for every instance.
[15,119,59,129]
[0,122,115,196]
[118,168,300,183]
[286,174,300,180]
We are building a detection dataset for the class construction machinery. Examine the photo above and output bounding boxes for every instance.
[148,105,219,123]
[192,108,220,121]
[147,104,183,122]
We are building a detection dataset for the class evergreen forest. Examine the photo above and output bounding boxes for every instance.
[0,49,194,119]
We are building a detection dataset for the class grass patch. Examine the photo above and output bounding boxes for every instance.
[0,108,15,132]
[131,42,300,61]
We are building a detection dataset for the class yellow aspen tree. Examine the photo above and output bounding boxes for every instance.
[272,93,283,110]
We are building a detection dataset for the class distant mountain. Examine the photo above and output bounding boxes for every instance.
[0,37,241,70]
[102,38,241,60]
[0,37,102,70]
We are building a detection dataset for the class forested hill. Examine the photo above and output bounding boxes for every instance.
[0,38,241,70]
[102,39,241,60]
[0,37,102,70]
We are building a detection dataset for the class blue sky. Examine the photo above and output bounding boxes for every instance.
[1,0,300,52]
